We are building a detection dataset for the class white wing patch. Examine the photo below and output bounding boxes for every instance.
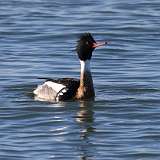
[44,81,66,93]
[33,81,67,101]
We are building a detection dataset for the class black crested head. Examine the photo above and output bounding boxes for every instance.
[76,33,96,61]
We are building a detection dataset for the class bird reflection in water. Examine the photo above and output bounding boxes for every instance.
[76,101,96,160]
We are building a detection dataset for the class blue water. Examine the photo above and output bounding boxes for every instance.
[1,0,160,159]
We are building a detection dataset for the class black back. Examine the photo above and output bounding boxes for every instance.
[41,78,80,101]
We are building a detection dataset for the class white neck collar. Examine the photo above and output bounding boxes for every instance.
[80,60,91,73]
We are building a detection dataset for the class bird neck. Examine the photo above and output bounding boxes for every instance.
[76,60,95,99]
[80,60,90,75]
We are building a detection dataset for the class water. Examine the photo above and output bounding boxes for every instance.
[0,0,160,159]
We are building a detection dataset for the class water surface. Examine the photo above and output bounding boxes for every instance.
[0,0,160,159]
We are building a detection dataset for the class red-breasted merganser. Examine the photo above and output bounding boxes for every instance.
[33,33,107,101]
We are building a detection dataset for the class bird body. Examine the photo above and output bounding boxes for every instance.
[34,78,79,101]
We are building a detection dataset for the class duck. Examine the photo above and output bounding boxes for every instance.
[33,33,107,101]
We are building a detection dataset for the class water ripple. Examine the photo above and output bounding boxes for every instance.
[1,0,160,159]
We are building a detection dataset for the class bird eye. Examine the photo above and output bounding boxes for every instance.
[86,41,89,45]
